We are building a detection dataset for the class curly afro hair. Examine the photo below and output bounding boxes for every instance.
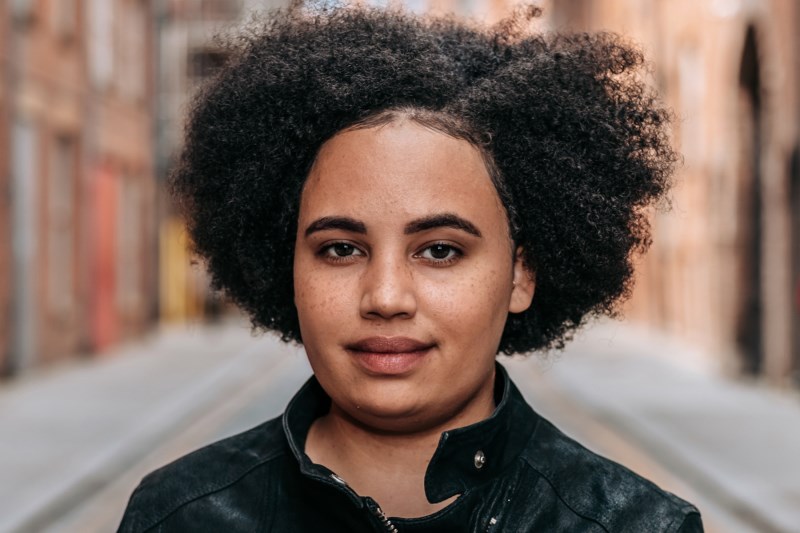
[171,4,676,354]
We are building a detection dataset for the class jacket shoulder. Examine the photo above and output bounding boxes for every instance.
[118,415,287,533]
[522,418,701,532]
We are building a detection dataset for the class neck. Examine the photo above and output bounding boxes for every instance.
[305,390,495,518]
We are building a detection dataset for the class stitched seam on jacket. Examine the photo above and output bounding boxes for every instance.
[138,451,286,532]
[519,458,611,533]
[123,483,146,532]
[525,420,696,532]
[669,510,701,533]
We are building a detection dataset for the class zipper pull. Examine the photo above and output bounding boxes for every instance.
[372,505,398,533]
[365,497,398,533]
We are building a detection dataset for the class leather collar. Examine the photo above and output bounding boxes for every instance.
[282,363,540,504]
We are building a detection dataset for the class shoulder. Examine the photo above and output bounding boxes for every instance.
[521,417,701,532]
[118,416,288,533]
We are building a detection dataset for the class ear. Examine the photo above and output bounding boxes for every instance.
[509,246,535,314]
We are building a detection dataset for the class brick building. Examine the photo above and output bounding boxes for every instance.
[543,0,799,385]
[154,0,287,323]
[409,0,800,386]
[157,0,800,386]
[1,0,158,375]
[6,0,793,386]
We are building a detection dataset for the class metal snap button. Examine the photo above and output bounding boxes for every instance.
[474,450,486,469]
[330,473,348,485]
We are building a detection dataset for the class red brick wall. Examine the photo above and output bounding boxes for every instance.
[4,0,158,371]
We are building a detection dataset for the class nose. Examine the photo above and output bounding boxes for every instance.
[359,252,417,321]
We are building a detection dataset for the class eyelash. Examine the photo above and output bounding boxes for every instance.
[317,241,464,266]
[318,242,364,264]
[413,242,463,266]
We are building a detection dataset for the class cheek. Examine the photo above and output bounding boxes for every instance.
[294,260,358,333]
[294,262,330,324]
[422,266,511,340]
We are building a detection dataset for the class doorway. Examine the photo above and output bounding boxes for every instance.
[790,146,800,384]
[735,26,763,375]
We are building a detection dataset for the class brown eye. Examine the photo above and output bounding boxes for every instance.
[320,242,364,261]
[332,243,356,257]
[418,243,461,263]
[429,244,452,259]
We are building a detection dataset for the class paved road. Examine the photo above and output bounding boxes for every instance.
[3,320,798,532]
[45,342,314,533]
[526,324,800,533]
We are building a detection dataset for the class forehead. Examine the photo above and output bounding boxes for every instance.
[300,121,505,223]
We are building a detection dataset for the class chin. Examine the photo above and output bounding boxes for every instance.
[354,410,439,434]
[344,395,432,429]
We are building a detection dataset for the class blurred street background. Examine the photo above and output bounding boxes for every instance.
[1,0,799,532]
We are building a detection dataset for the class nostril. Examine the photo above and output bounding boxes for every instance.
[359,283,417,320]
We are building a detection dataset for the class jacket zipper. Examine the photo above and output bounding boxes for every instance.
[328,474,397,532]
[372,505,398,533]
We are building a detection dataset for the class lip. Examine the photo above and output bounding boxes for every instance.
[346,336,435,375]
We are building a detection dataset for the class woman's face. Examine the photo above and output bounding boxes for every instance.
[294,120,534,433]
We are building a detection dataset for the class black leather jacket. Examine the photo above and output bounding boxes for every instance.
[119,365,702,532]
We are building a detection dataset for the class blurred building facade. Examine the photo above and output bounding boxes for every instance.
[3,0,797,388]
[0,0,158,375]
[154,0,287,324]
[544,0,800,386]
[424,0,800,386]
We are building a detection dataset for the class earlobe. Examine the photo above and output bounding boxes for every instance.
[509,247,535,314]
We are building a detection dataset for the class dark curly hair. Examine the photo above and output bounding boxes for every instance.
[171,4,676,354]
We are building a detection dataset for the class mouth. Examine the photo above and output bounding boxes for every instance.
[346,336,435,375]
[347,336,434,353]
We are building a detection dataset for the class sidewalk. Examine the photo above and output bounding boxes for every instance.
[505,322,800,533]
[0,320,304,533]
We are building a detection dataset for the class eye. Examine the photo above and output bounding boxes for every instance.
[416,243,462,264]
[319,242,365,262]
[331,243,357,257]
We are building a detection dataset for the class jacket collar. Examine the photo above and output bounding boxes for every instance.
[282,363,539,504]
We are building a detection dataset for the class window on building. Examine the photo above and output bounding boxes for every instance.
[116,0,148,100]
[678,46,705,163]
[117,173,144,315]
[47,135,77,316]
[188,48,228,81]
[51,0,78,39]
[200,0,243,21]
[11,0,35,23]
[10,119,40,370]
[88,0,114,88]
[551,0,593,31]
[454,0,476,15]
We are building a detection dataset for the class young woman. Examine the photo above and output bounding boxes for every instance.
[119,5,703,532]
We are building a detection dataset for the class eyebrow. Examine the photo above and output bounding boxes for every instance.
[304,213,482,238]
[304,216,367,236]
[404,213,482,237]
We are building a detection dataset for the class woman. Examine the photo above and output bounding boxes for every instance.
[119,4,702,532]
